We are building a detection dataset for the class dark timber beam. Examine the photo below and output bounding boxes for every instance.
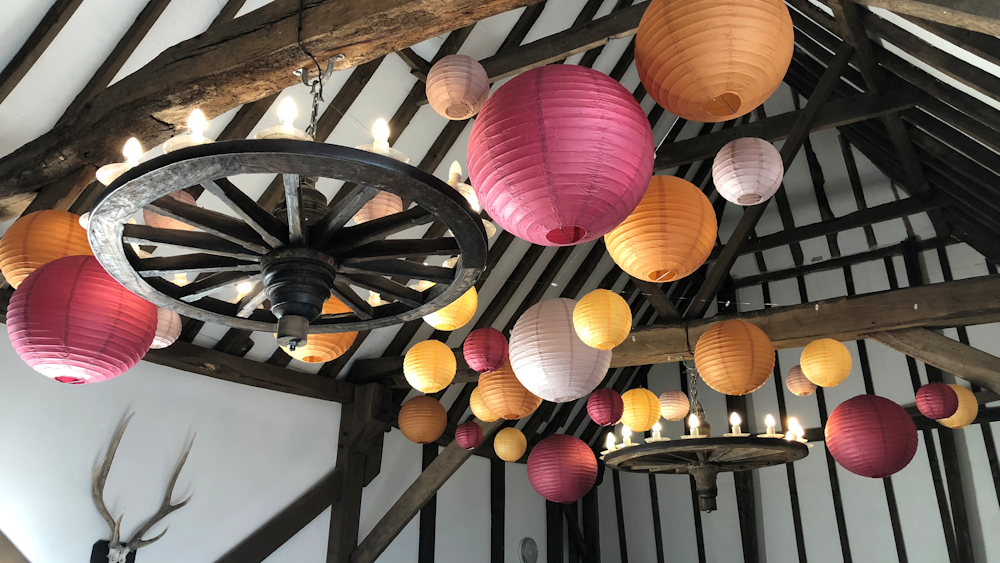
[0,530,29,563]
[0,0,86,105]
[870,328,1000,394]
[851,0,1000,36]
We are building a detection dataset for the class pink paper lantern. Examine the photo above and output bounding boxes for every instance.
[712,137,784,206]
[7,256,157,384]
[785,364,817,397]
[426,54,490,120]
[916,382,959,420]
[463,327,509,373]
[455,421,484,450]
[587,389,624,426]
[527,434,598,503]
[150,307,182,349]
[826,395,918,478]
[468,65,654,246]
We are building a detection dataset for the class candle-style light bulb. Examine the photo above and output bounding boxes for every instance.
[278,97,297,128]
[621,425,632,446]
[650,421,662,440]
[172,273,189,287]
[730,412,741,427]
[606,432,616,451]
[449,160,463,187]
[123,137,142,166]
[765,414,776,429]
[372,118,390,153]
[758,413,780,438]
[236,281,253,299]
[689,414,700,429]
[787,417,800,433]
[188,109,208,141]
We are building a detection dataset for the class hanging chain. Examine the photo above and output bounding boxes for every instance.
[684,360,708,421]
[305,78,323,139]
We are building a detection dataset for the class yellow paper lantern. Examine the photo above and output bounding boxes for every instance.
[470,386,500,422]
[424,287,478,331]
[573,289,632,350]
[403,340,456,393]
[938,384,978,429]
[620,389,661,432]
[479,360,542,420]
[800,339,852,387]
[0,210,92,288]
[281,297,358,363]
[605,176,716,283]
[494,427,527,462]
[694,319,775,396]
[398,395,447,444]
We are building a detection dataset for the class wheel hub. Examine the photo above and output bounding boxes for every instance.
[261,247,337,349]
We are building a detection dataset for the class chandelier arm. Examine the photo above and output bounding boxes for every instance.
[339,274,425,307]
[282,174,306,245]
[336,261,455,284]
[122,224,263,261]
[200,178,289,248]
[176,272,261,302]
[310,184,381,249]
[331,280,375,320]
[338,238,461,263]
[236,284,269,318]
[134,254,262,277]
[144,196,271,254]
[324,207,434,254]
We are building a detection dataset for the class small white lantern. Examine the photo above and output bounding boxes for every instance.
[712,137,784,206]
[150,307,182,349]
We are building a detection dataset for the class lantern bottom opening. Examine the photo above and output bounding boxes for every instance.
[446,103,475,120]
[547,225,587,245]
[705,92,742,118]
[737,193,764,205]
[650,269,679,282]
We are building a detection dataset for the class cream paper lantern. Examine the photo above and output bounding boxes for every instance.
[150,307,182,349]
[509,298,612,403]
[713,137,784,206]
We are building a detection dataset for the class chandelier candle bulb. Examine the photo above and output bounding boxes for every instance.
[646,421,669,443]
[255,97,312,140]
[164,109,214,152]
[621,425,633,447]
[601,432,618,459]
[96,137,143,186]
[725,412,750,437]
[682,414,702,439]
[758,414,782,438]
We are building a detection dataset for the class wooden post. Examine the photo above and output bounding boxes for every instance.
[582,484,601,563]
[491,459,505,563]
[418,444,439,563]
[546,501,564,563]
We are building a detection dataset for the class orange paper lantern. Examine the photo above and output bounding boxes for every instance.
[573,289,632,350]
[478,360,542,420]
[403,340,457,393]
[471,386,500,422]
[399,395,447,444]
[620,389,661,432]
[143,190,197,231]
[635,0,794,122]
[938,384,978,429]
[800,339,852,387]
[605,176,716,283]
[0,210,92,288]
[354,191,403,224]
[494,427,527,462]
[282,297,358,363]
[695,319,775,396]
[426,54,490,120]
[423,287,478,331]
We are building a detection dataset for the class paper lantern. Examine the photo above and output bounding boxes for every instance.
[605,176,716,283]
[587,389,624,426]
[478,360,542,420]
[826,395,917,478]
[468,65,654,246]
[785,365,817,397]
[150,307,182,350]
[938,384,978,429]
[916,382,959,420]
[455,421,484,450]
[404,340,456,393]
[573,289,632,350]
[353,191,403,224]
[399,396,447,444]
[426,54,490,120]
[527,435,598,503]
[470,386,501,422]
[143,190,198,230]
[713,138,784,206]
[658,390,690,421]
[494,427,527,462]
[635,0,793,122]
[423,287,477,331]
[7,256,156,384]
[464,327,509,373]
[0,210,92,289]
[282,296,358,363]
[694,320,775,396]
[621,389,661,432]
[509,298,612,402]
[800,339,852,387]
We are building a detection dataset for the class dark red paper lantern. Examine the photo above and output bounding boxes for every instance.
[826,395,917,478]
[468,65,654,246]
[587,389,624,426]
[6,256,157,384]
[455,421,484,450]
[528,435,598,503]
[916,382,959,420]
[463,327,509,373]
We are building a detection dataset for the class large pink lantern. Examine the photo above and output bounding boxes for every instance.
[527,434,598,503]
[468,65,654,246]
[712,137,784,206]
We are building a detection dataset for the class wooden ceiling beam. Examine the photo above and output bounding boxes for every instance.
[0,0,86,105]
[849,0,1000,37]
[872,328,1000,394]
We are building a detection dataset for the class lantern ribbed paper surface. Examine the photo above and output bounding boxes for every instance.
[399,396,447,444]
[916,382,959,420]
[587,389,624,426]
[353,191,403,224]
[423,287,477,331]
[825,395,917,478]
[426,54,490,120]
[785,365,817,397]
[479,361,542,420]
[658,390,690,421]
[509,298,612,402]
[494,428,527,462]
[605,176,716,283]
[635,0,793,122]
[0,210,93,289]
[282,297,358,363]
[404,340,457,393]
[800,339,852,387]
[455,421,484,450]
[694,320,775,396]
[573,289,632,350]
[527,435,598,503]
[621,389,661,432]
[470,386,501,422]
[143,190,198,231]
[150,307,182,350]
[7,256,157,384]
[464,327,509,373]
[468,65,654,246]
[939,384,978,429]
[713,138,784,206]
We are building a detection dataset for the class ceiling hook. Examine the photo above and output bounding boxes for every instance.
[295,55,344,87]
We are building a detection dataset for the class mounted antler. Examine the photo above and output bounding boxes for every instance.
[93,414,196,563]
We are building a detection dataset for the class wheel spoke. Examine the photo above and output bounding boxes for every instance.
[236,283,268,318]
[282,174,305,245]
[145,196,270,254]
[201,178,288,248]
[122,224,262,261]
[338,261,455,284]
[134,254,261,277]
[338,274,424,307]
[338,238,461,263]
[325,207,433,254]
[177,272,260,303]
[311,184,380,249]
[330,280,374,320]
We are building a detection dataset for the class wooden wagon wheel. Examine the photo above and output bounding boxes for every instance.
[88,140,488,348]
